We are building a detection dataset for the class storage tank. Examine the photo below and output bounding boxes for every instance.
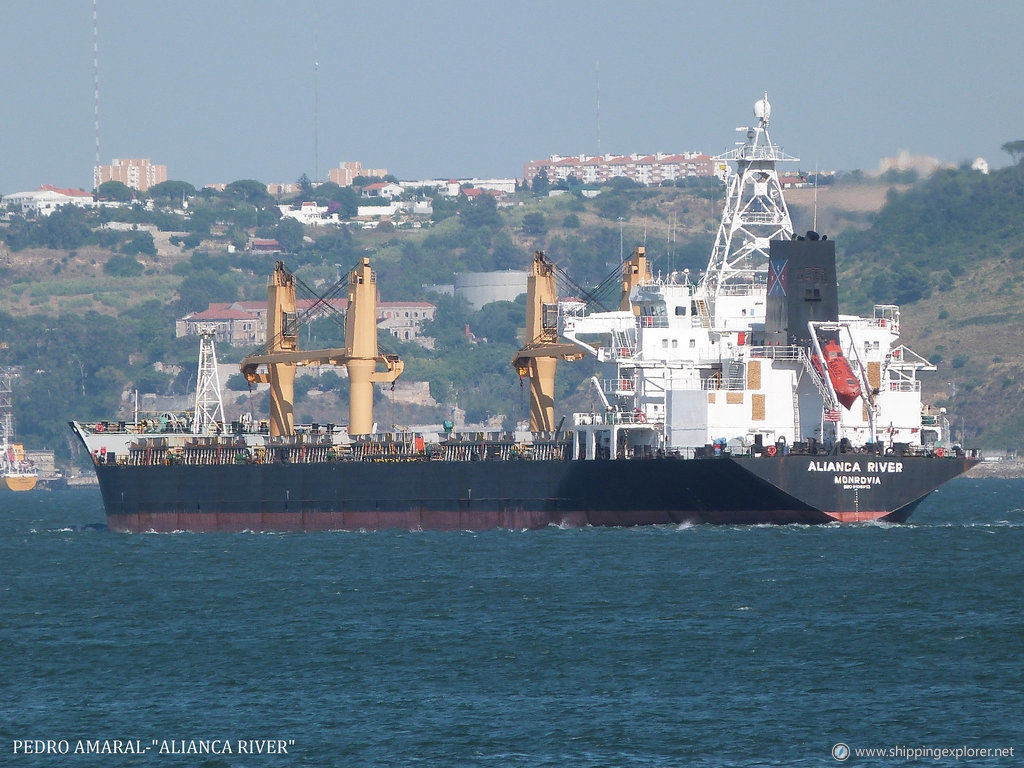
[453,270,529,310]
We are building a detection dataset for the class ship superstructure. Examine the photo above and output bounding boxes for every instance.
[70,97,974,532]
[561,97,945,464]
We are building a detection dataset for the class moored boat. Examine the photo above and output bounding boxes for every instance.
[1,372,37,492]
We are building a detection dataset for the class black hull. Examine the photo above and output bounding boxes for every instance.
[91,454,976,532]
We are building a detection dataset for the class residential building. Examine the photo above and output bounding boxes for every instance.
[329,161,389,187]
[523,152,713,187]
[175,301,268,345]
[2,185,97,216]
[94,158,167,192]
[267,182,303,196]
[396,178,517,195]
[361,182,404,199]
[878,150,952,177]
[278,202,330,226]
[176,298,436,345]
[377,301,437,342]
[248,238,282,253]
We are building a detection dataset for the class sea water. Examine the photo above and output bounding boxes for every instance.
[1,480,1021,767]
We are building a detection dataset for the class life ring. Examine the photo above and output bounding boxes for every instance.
[935,447,945,458]
[94,423,105,432]
[766,445,777,457]
[637,412,647,424]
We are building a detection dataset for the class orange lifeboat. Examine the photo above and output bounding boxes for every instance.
[812,340,862,409]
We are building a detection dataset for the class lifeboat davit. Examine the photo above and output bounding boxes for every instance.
[812,340,862,410]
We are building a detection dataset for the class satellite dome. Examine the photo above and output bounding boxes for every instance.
[754,98,771,121]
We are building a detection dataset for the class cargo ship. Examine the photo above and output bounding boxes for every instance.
[70,97,977,532]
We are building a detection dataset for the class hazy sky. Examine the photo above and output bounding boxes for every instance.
[2,1,1021,193]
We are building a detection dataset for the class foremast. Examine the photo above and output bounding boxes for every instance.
[192,327,226,434]
[702,95,798,312]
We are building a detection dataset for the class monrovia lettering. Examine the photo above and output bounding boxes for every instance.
[834,475,882,485]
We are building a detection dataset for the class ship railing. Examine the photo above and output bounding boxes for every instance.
[430,439,571,462]
[701,376,746,391]
[887,380,922,393]
[716,283,766,296]
[647,272,697,289]
[748,345,805,361]
[741,210,781,225]
[603,378,636,393]
[574,411,656,426]
[79,419,193,436]
[636,315,670,328]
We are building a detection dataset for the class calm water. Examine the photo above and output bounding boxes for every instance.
[1,480,1021,767]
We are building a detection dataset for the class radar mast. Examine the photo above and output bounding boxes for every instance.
[702,94,798,305]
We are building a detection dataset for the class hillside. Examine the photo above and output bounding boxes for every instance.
[832,163,1024,451]
[1,170,1021,466]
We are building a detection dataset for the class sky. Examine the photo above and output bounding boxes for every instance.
[2,0,1022,193]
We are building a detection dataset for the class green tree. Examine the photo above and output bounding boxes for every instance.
[420,294,475,351]
[148,180,197,204]
[459,192,501,229]
[103,254,144,276]
[1001,140,1024,164]
[522,212,548,236]
[531,168,550,194]
[37,205,92,249]
[96,180,134,202]
[224,179,275,207]
[431,195,458,222]
[595,191,630,220]
[307,182,358,218]
[274,218,305,252]
[121,231,157,257]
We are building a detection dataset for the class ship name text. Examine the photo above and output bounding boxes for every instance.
[808,459,903,490]
[806,460,903,473]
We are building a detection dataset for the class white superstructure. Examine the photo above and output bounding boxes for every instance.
[560,98,946,462]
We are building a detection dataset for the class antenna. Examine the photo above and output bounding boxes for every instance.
[313,0,320,181]
[595,58,601,154]
[812,157,819,232]
[193,327,226,435]
[93,0,100,189]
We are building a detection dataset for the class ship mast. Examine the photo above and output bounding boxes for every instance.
[0,370,15,449]
[702,95,798,306]
[192,327,226,434]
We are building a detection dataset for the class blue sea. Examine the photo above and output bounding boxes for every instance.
[1,480,1021,767]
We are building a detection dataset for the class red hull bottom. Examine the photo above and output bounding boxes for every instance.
[107,509,592,533]
[104,507,903,533]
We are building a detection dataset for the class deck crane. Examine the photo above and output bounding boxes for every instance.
[240,259,403,437]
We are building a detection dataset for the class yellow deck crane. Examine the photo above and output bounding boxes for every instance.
[240,259,403,437]
[511,247,651,432]
[511,252,586,432]
[620,246,650,312]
